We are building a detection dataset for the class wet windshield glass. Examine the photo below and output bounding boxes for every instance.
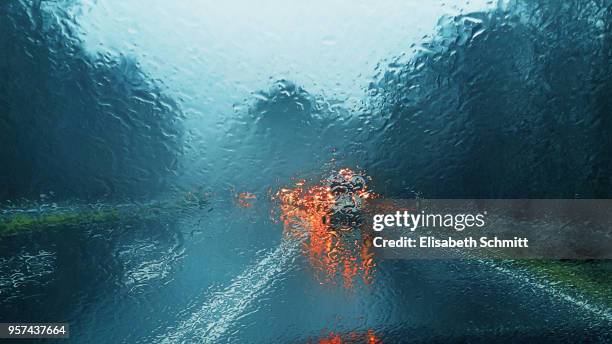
[1,0,611,343]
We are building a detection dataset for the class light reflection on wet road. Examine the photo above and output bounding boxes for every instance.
[1,193,610,343]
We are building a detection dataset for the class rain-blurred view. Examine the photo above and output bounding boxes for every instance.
[1,0,611,342]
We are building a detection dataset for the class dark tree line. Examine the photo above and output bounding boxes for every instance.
[0,0,183,202]
[1,0,611,202]
[367,0,612,198]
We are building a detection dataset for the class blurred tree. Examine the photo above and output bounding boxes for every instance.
[368,0,612,198]
[0,0,183,201]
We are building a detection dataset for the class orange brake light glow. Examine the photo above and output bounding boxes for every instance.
[273,168,377,288]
